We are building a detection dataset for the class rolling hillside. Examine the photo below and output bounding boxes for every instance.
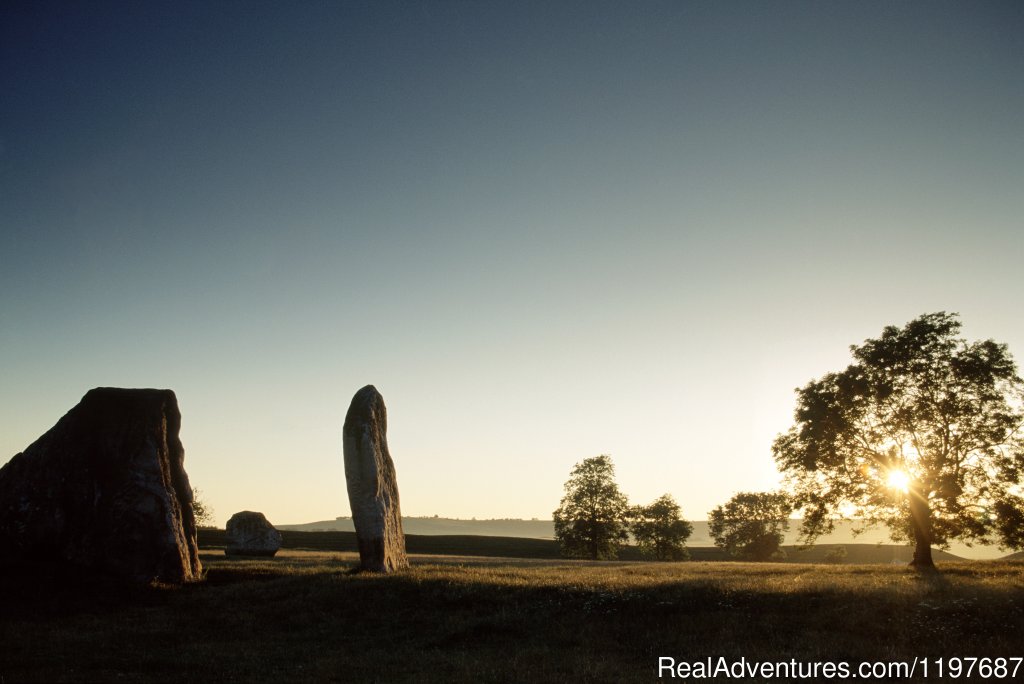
[276,516,1010,559]
[198,529,967,564]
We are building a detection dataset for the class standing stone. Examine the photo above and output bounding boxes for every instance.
[342,385,408,572]
[225,511,282,557]
[0,388,202,584]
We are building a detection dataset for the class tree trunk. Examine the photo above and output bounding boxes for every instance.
[908,481,934,568]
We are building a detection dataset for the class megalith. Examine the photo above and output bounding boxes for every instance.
[0,388,202,584]
[225,510,282,557]
[342,385,408,572]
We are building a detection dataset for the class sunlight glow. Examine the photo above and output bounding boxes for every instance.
[886,469,911,494]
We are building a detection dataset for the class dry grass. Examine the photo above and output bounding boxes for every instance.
[2,551,1022,682]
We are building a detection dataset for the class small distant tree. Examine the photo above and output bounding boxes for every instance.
[191,488,216,528]
[630,494,693,560]
[553,454,630,560]
[708,491,792,561]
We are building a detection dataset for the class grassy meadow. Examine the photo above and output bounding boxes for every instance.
[2,536,1023,683]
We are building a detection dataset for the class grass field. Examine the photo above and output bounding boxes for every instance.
[2,541,1022,683]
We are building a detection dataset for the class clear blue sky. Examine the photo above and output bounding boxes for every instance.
[2,1,1022,527]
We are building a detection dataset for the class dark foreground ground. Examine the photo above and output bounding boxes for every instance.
[2,544,1022,683]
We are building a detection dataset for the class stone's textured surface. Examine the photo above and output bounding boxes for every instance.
[342,385,408,572]
[0,388,202,584]
[225,511,282,557]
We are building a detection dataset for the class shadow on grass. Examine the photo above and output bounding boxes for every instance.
[2,558,1023,683]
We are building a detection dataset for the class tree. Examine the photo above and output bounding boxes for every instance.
[630,494,693,560]
[192,488,216,528]
[772,312,1024,568]
[708,491,792,561]
[553,455,630,559]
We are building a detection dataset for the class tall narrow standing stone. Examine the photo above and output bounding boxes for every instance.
[342,385,408,572]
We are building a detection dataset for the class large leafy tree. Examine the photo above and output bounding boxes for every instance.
[631,494,693,561]
[553,454,630,560]
[708,491,792,561]
[773,312,1024,568]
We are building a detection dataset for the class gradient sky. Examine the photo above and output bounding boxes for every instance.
[2,1,1023,529]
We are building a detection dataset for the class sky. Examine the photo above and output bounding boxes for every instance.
[2,1,1023,529]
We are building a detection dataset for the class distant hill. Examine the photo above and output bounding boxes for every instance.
[278,516,557,538]
[199,529,967,564]
[783,543,963,564]
[277,516,1008,559]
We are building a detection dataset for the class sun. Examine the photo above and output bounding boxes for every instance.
[886,469,910,493]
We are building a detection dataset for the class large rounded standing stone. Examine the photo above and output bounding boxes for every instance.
[342,385,408,572]
[0,388,202,584]
[225,511,282,557]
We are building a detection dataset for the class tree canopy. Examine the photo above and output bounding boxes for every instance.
[553,454,630,560]
[772,312,1024,567]
[192,488,216,528]
[708,491,792,561]
[631,494,693,561]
